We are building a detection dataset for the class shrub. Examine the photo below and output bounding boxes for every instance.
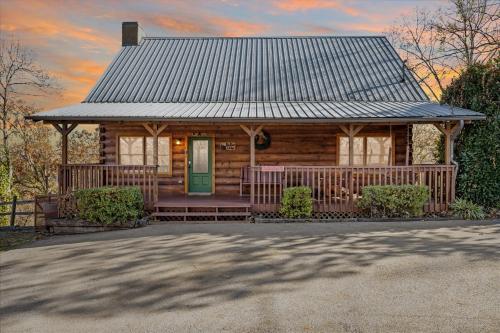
[75,186,144,225]
[0,165,10,226]
[280,186,313,218]
[450,198,485,220]
[441,60,499,209]
[357,185,429,218]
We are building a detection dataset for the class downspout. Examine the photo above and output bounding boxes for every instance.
[450,120,464,167]
[450,120,464,201]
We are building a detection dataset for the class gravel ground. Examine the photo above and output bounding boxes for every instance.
[1,220,499,333]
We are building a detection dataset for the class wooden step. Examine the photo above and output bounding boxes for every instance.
[153,211,251,217]
[155,202,251,208]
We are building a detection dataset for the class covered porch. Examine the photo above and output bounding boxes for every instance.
[28,101,484,219]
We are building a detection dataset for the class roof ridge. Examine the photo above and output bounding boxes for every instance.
[141,35,387,40]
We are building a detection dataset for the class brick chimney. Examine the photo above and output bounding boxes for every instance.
[122,22,141,46]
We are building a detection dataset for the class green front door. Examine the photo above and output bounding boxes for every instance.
[188,137,212,193]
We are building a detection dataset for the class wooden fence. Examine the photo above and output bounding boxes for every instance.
[242,165,456,213]
[0,196,35,227]
[58,164,158,209]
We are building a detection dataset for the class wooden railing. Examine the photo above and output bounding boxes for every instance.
[58,164,158,209]
[242,165,456,213]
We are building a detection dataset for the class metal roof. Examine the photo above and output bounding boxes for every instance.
[85,36,428,103]
[28,101,484,123]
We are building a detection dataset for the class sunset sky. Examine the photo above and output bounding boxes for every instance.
[0,0,444,110]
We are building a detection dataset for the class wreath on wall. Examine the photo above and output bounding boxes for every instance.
[255,130,271,150]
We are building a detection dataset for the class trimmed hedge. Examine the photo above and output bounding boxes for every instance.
[75,186,144,225]
[357,185,429,218]
[280,186,313,218]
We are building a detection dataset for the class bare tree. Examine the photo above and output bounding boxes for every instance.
[10,111,59,197]
[0,38,56,196]
[435,0,499,67]
[387,8,448,100]
[388,0,499,99]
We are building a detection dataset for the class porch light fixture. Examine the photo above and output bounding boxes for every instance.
[175,138,182,145]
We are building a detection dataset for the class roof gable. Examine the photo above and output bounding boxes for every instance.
[85,36,428,103]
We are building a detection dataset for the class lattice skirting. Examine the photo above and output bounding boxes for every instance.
[253,211,447,220]
[253,211,362,220]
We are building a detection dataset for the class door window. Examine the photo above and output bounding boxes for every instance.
[193,140,209,173]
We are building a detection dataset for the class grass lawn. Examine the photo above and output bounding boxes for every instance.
[0,228,46,251]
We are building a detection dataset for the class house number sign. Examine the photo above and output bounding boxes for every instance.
[220,142,236,151]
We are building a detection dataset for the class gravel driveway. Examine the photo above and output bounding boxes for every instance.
[1,220,499,333]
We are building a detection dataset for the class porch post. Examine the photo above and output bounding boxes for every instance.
[433,122,461,164]
[52,123,78,165]
[143,123,167,205]
[241,125,264,205]
[143,123,168,166]
[62,124,68,165]
[339,124,364,166]
[153,124,159,166]
[348,125,354,166]
[240,124,263,167]
[52,123,77,196]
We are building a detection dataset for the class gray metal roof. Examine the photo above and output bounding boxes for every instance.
[85,36,428,103]
[29,101,484,123]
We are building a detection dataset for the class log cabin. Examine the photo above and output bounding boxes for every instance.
[28,22,485,221]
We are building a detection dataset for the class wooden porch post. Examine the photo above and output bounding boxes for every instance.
[143,123,168,166]
[143,123,167,205]
[240,125,263,167]
[433,122,461,164]
[241,125,264,205]
[339,124,364,166]
[339,124,364,208]
[52,123,78,165]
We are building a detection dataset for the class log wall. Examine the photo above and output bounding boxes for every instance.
[99,123,411,196]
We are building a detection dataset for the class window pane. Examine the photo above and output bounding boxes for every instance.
[120,154,144,165]
[145,137,154,164]
[158,155,170,173]
[193,140,209,173]
[120,137,143,165]
[145,137,170,173]
[339,137,364,165]
[158,137,170,153]
[367,137,391,165]
[353,137,364,165]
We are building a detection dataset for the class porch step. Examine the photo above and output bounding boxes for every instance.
[155,201,251,208]
[153,195,251,222]
[153,211,251,217]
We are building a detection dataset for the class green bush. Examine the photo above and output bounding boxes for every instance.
[280,186,313,218]
[450,198,485,220]
[75,186,144,225]
[357,185,429,218]
[441,60,499,209]
[0,164,10,226]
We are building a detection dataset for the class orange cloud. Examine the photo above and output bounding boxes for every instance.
[0,5,117,52]
[211,17,269,36]
[152,17,206,34]
[53,59,106,86]
[274,0,360,16]
[336,22,386,34]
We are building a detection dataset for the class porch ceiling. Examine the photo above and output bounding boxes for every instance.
[27,101,485,123]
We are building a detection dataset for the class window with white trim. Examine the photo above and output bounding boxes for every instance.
[339,136,392,166]
[119,136,171,174]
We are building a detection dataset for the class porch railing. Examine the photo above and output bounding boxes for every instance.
[58,164,158,209]
[242,165,456,213]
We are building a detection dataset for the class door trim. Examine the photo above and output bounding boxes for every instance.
[185,135,215,194]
